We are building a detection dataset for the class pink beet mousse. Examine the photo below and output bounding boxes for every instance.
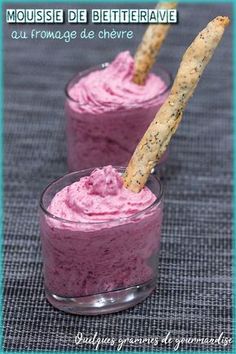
[65,51,170,171]
[40,166,163,298]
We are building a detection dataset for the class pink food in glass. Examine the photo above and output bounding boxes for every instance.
[65,51,171,171]
[40,166,163,300]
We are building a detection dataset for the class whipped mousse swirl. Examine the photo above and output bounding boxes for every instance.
[68,51,167,114]
[48,166,156,223]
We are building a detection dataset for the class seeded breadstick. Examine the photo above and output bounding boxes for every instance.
[132,2,177,85]
[124,16,230,192]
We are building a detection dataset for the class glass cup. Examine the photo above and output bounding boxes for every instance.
[65,63,172,172]
[39,167,164,315]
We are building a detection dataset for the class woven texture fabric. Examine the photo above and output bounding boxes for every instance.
[3,3,232,352]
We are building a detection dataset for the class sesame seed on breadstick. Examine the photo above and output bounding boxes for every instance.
[133,2,177,85]
[124,16,230,192]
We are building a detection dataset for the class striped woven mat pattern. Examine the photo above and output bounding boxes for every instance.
[3,3,232,351]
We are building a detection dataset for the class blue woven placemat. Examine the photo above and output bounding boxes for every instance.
[3,2,232,352]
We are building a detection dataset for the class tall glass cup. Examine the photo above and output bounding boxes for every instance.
[39,167,164,315]
[65,64,172,171]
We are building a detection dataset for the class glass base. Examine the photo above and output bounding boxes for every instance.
[45,279,156,315]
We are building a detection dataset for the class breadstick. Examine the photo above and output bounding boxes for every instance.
[124,16,230,192]
[132,2,177,85]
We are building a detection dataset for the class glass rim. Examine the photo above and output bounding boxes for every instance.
[64,61,173,107]
[39,166,164,226]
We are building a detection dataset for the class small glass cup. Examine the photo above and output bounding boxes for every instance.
[39,167,164,315]
[65,63,172,172]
